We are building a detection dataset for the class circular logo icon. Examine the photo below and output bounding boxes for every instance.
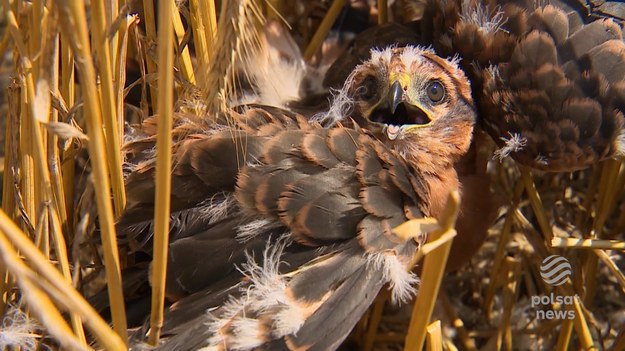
[540,255,572,286]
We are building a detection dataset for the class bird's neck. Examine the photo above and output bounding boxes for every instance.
[421,165,460,220]
[399,142,464,220]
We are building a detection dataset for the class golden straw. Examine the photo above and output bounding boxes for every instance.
[572,296,598,349]
[7,9,86,341]
[0,209,125,350]
[54,0,128,342]
[304,0,347,60]
[188,0,210,69]
[92,0,126,215]
[594,250,625,294]
[404,191,460,351]
[147,0,175,344]
[519,165,553,240]
[0,236,89,350]
[555,318,574,351]
[551,237,625,251]
[426,320,443,351]
[171,1,195,83]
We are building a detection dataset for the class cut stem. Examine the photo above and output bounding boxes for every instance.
[404,191,460,351]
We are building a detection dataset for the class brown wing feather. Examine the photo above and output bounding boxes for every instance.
[119,105,431,350]
[479,4,625,171]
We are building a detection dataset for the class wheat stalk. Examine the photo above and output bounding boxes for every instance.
[404,191,460,351]
[54,0,128,342]
[196,0,264,115]
[146,0,175,344]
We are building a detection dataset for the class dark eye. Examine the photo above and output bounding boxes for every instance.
[356,75,378,100]
[426,81,445,103]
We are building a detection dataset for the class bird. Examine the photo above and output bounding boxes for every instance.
[289,0,625,271]
[119,45,476,350]
[115,0,625,349]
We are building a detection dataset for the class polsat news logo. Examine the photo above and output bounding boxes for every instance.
[531,255,576,320]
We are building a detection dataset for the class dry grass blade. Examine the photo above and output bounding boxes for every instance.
[59,35,76,224]
[147,0,175,345]
[572,296,598,349]
[53,0,128,342]
[2,79,18,216]
[189,0,217,70]
[555,318,574,351]
[7,8,86,341]
[404,191,460,351]
[304,0,347,60]
[441,292,476,350]
[43,16,70,238]
[141,0,159,108]
[171,1,195,83]
[426,320,443,351]
[581,161,622,306]
[519,165,553,240]
[393,218,440,241]
[551,237,625,251]
[362,291,388,351]
[0,210,125,350]
[485,180,524,314]
[188,0,210,69]
[0,234,88,351]
[8,8,37,233]
[196,0,264,115]
[1,85,17,314]
[408,230,456,269]
[91,0,126,216]
[114,14,137,143]
[594,160,622,235]
[498,257,521,350]
[594,250,625,294]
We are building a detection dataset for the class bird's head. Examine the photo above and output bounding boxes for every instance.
[332,46,477,167]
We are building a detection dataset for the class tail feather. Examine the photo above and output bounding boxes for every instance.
[134,238,417,351]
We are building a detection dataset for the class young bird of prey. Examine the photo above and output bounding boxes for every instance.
[120,46,475,350]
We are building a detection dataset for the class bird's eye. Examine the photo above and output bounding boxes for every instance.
[356,75,378,100]
[426,81,445,103]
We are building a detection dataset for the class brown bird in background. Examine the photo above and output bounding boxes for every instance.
[420,0,625,171]
[120,46,476,350]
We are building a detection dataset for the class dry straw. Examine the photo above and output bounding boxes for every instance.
[147,0,175,345]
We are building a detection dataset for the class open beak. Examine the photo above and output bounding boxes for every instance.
[369,80,433,134]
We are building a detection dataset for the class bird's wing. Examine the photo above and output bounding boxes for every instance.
[422,0,625,171]
[118,106,306,244]
[120,105,431,350]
